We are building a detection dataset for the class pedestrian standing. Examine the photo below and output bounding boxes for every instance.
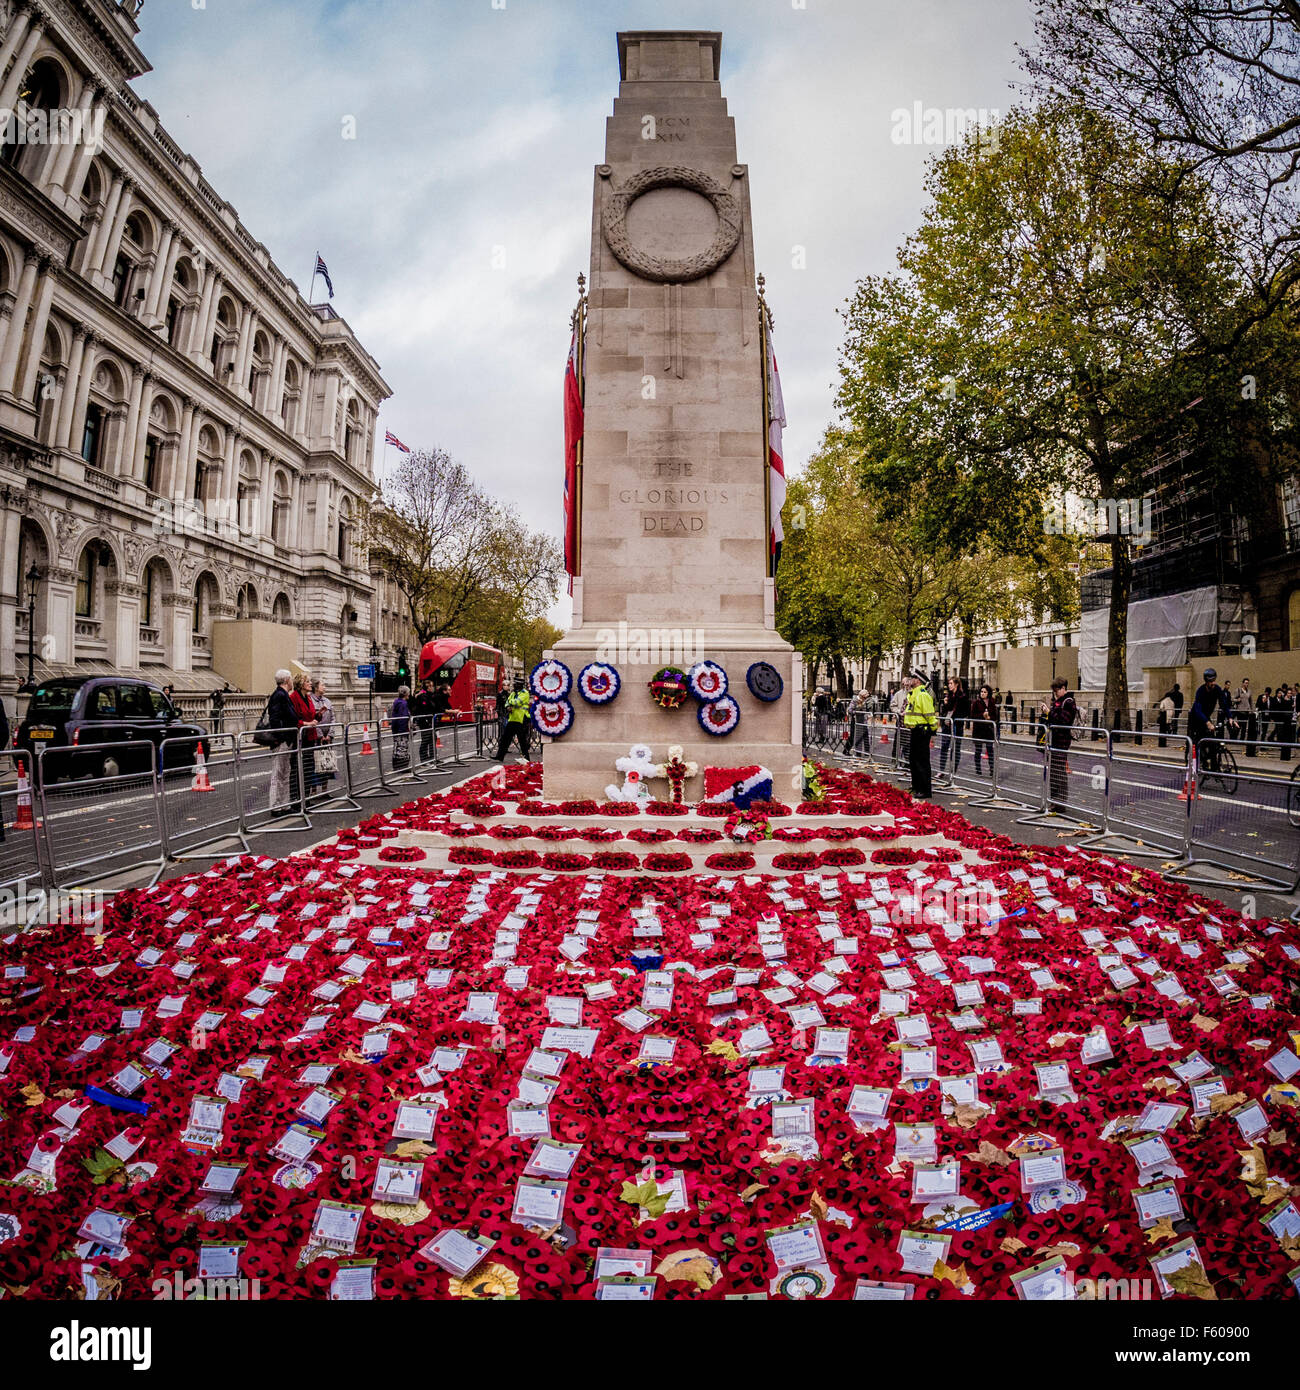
[311,679,336,784]
[969,682,999,776]
[411,680,436,763]
[265,670,297,812]
[1042,677,1078,811]
[390,686,412,769]
[211,684,227,735]
[903,669,938,799]
[938,676,970,775]
[1168,682,1184,736]
[813,687,831,744]
[1157,691,1175,749]
[290,673,319,797]
[496,676,532,763]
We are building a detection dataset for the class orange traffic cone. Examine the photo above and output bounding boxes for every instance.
[1178,766,1195,801]
[13,767,34,829]
[190,743,213,792]
[360,724,375,756]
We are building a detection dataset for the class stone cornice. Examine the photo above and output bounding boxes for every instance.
[0,160,85,261]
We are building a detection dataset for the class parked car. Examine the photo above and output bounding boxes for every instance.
[16,677,207,784]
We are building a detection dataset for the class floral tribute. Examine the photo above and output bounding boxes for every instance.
[529,660,572,701]
[648,667,690,711]
[576,664,621,706]
[530,700,574,739]
[1,760,1298,1302]
[652,746,698,806]
[698,697,741,738]
[687,661,729,702]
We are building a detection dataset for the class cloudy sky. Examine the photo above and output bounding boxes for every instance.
[131,0,1034,626]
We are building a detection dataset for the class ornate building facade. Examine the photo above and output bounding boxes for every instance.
[0,0,403,709]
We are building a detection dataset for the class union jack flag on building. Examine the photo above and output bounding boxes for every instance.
[384,431,410,453]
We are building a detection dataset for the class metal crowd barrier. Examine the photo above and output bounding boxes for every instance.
[0,749,46,892]
[156,733,248,872]
[37,739,166,890]
[344,719,395,800]
[1169,737,1300,891]
[237,726,311,835]
[1080,732,1193,861]
[812,711,1300,889]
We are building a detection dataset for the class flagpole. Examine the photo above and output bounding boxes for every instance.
[757,273,772,580]
[308,259,318,305]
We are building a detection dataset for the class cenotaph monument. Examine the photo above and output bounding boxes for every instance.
[542,30,803,801]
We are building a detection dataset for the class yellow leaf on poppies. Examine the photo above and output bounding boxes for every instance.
[654,1250,719,1289]
[372,1198,431,1226]
[999,1236,1027,1254]
[19,1082,45,1107]
[967,1139,1014,1167]
[1190,1014,1220,1033]
[705,1039,739,1061]
[1167,1263,1217,1300]
[933,1259,971,1287]
[952,1103,988,1129]
[1280,1232,1300,1259]
[392,1140,436,1159]
[740,1182,766,1201]
[809,1191,829,1222]
[620,1178,669,1217]
[1266,1129,1288,1147]
[1145,1217,1178,1244]
[1208,1091,1247,1116]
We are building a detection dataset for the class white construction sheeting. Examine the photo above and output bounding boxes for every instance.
[1080,585,1218,690]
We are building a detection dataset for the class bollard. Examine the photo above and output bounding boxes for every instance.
[1135,709,1143,747]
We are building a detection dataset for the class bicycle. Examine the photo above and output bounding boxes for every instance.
[1196,739,1238,797]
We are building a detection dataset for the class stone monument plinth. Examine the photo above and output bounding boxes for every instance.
[543,31,802,801]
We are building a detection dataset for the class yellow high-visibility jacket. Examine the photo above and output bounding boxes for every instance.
[904,686,939,730]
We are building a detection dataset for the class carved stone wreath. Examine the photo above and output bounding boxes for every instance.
[602,166,741,283]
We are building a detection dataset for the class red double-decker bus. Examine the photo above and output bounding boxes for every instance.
[417,638,505,722]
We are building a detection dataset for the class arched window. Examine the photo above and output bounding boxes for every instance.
[272,593,291,624]
[2,58,63,177]
[272,470,291,547]
[236,582,258,620]
[344,398,360,466]
[281,360,300,430]
[75,545,97,618]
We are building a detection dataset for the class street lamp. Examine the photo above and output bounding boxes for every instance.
[18,563,40,694]
[368,640,380,724]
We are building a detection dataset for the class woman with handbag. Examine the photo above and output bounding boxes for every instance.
[312,679,337,785]
[289,673,319,799]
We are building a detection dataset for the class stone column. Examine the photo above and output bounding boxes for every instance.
[0,11,44,112]
[144,220,178,323]
[173,397,195,500]
[95,177,136,291]
[83,171,124,278]
[119,364,144,479]
[196,271,223,367]
[0,3,35,83]
[64,82,107,203]
[167,592,192,674]
[55,326,88,447]
[233,308,258,393]
[321,371,340,449]
[46,71,91,191]
[0,504,20,689]
[132,370,154,482]
[220,427,239,538]
[67,332,99,457]
[0,249,38,395]
[268,336,286,419]
[17,254,56,402]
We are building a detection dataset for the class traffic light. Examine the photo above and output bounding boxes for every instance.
[397,647,409,682]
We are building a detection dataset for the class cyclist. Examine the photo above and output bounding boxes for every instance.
[1188,667,1231,773]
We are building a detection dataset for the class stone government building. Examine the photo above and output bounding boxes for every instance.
[0,0,408,713]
